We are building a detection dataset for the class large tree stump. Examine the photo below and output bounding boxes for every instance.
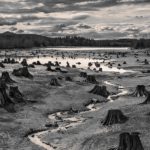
[116,132,144,150]
[132,85,148,97]
[9,86,25,103]
[89,85,109,98]
[21,59,28,66]
[86,75,98,84]
[12,67,33,79]
[141,94,150,104]
[47,66,56,72]
[50,78,61,86]
[0,83,15,112]
[0,62,5,68]
[102,109,128,126]
[1,71,15,84]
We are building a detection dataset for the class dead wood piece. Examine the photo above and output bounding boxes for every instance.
[21,59,28,66]
[0,62,5,68]
[89,85,109,98]
[0,84,15,112]
[12,67,33,79]
[86,75,98,84]
[0,71,15,84]
[9,86,25,103]
[102,109,128,126]
[50,78,61,86]
[80,72,87,78]
[132,85,148,97]
[116,132,144,150]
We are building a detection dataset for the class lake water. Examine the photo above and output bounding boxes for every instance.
[30,47,130,52]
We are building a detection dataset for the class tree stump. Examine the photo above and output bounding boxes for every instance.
[0,71,15,84]
[47,66,56,72]
[50,78,61,86]
[12,67,33,79]
[21,59,28,66]
[80,72,87,78]
[102,109,128,126]
[9,86,25,103]
[37,61,41,65]
[116,132,144,150]
[28,64,35,68]
[0,62,5,68]
[72,65,76,68]
[89,85,109,98]
[86,75,98,84]
[0,83,15,112]
[132,85,148,97]
[141,94,150,104]
[65,76,73,82]
[66,62,70,68]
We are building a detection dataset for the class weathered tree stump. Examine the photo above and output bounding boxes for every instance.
[0,71,15,84]
[116,132,144,150]
[0,62,5,68]
[80,72,87,78]
[28,64,35,68]
[65,76,73,82]
[102,109,128,126]
[86,75,98,84]
[50,78,61,86]
[95,62,100,68]
[89,85,109,98]
[123,61,127,64]
[144,59,149,65]
[55,61,59,66]
[72,65,76,68]
[12,67,33,79]
[0,83,15,112]
[88,62,92,67]
[37,61,41,65]
[141,94,150,104]
[132,85,148,97]
[47,66,56,72]
[9,86,25,103]
[21,59,28,66]
[66,62,70,68]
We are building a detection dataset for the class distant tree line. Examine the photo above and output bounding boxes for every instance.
[0,32,149,49]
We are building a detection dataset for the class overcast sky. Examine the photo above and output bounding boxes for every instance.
[0,0,150,39]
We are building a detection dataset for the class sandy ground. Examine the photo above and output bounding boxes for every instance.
[0,48,150,150]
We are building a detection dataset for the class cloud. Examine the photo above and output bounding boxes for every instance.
[0,0,150,39]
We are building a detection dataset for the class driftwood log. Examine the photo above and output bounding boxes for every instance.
[132,85,148,97]
[111,132,144,150]
[0,71,15,84]
[0,82,15,112]
[89,85,109,98]
[102,109,128,126]
[9,86,25,103]
[12,67,33,79]
[86,75,98,84]
[50,78,61,86]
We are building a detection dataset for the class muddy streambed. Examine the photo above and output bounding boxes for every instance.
[28,81,129,150]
